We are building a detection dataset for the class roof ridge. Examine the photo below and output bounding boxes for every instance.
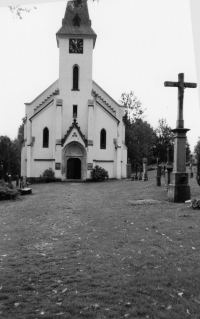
[93,90,116,115]
[34,89,59,114]
[92,80,121,107]
[25,79,59,105]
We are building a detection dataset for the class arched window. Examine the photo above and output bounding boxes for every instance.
[73,65,79,90]
[43,127,49,148]
[100,129,106,149]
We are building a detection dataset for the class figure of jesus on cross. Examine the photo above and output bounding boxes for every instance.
[164,73,197,203]
[164,73,197,129]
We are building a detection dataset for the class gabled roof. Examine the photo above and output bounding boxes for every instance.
[92,81,123,108]
[61,119,88,147]
[29,99,54,122]
[56,0,97,47]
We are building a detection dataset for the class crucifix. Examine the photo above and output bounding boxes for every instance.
[164,73,197,203]
[164,73,197,129]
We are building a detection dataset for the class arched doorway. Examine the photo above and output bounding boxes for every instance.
[62,142,87,181]
[67,158,81,179]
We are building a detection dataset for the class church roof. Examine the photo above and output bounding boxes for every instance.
[56,0,97,47]
[61,119,88,147]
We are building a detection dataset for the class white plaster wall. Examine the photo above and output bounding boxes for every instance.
[94,105,117,159]
[59,38,93,139]
[21,119,27,176]
[93,105,118,178]
[31,102,55,177]
[25,81,59,147]
[122,144,128,178]
[33,161,55,177]
[21,145,26,177]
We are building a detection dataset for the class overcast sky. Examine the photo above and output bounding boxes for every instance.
[0,0,199,151]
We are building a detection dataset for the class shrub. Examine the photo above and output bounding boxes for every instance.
[0,180,19,200]
[41,168,56,183]
[90,165,109,182]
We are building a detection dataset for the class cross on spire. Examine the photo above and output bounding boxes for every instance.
[164,73,197,129]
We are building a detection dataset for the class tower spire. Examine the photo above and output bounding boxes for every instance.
[56,0,97,47]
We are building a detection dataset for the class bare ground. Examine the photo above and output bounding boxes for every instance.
[0,170,200,319]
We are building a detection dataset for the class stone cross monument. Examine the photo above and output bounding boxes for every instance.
[164,73,197,202]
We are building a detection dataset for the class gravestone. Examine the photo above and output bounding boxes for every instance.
[126,158,132,179]
[142,158,148,181]
[156,158,161,186]
[164,73,197,202]
[165,146,173,188]
[138,171,142,180]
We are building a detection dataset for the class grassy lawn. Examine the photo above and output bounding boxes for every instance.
[0,169,200,319]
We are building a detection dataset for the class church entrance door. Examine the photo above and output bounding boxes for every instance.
[67,158,81,179]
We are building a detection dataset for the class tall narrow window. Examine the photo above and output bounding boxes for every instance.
[100,129,106,149]
[43,127,49,148]
[73,65,79,90]
[73,105,78,118]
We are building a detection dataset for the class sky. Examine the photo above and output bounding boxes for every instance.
[0,0,199,152]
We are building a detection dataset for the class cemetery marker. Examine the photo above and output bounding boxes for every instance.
[164,73,197,202]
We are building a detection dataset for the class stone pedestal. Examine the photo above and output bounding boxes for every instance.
[142,158,148,181]
[167,172,190,202]
[167,128,190,203]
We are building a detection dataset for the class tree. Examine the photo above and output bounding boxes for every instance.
[194,139,200,186]
[120,91,156,168]
[126,119,157,168]
[8,5,36,19]
[0,136,20,180]
[185,139,191,163]
[155,119,174,163]
[120,91,144,124]
[8,0,97,19]
[17,117,26,148]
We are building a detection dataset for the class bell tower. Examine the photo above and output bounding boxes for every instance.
[56,0,97,136]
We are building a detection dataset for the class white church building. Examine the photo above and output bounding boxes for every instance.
[21,0,127,181]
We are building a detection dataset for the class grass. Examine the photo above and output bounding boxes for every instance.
[0,169,200,318]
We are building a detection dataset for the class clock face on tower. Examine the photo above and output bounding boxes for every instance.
[69,39,83,54]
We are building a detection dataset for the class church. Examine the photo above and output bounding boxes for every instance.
[21,0,127,181]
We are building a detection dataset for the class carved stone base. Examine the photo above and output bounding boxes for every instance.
[167,184,190,203]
